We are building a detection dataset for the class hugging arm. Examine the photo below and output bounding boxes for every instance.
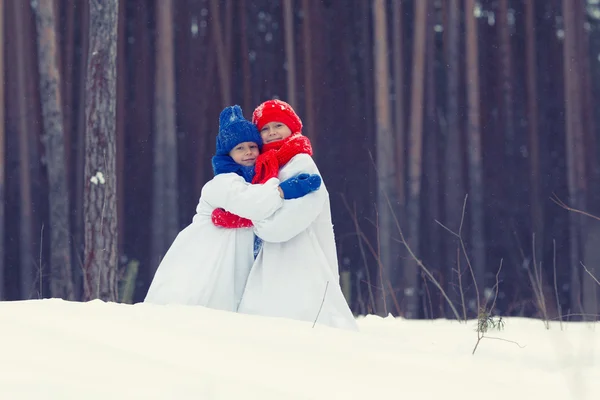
[252,154,327,243]
[202,175,283,222]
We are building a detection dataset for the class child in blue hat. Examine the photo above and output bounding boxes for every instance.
[144,105,321,310]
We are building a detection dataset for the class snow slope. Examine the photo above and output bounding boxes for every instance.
[0,299,598,399]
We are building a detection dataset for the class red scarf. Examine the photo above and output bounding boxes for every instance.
[211,134,313,229]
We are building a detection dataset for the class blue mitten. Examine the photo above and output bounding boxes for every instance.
[279,173,322,200]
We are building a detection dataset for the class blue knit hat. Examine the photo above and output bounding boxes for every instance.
[215,105,263,156]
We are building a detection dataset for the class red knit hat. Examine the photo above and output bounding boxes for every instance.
[252,99,303,134]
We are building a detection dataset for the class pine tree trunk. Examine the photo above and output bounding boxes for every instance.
[562,0,585,316]
[31,0,75,300]
[443,0,464,317]
[525,0,542,259]
[13,0,35,299]
[74,0,90,300]
[405,0,428,318]
[151,0,179,272]
[210,0,231,106]
[372,0,395,316]
[0,0,4,300]
[82,0,118,302]
[301,0,315,139]
[464,0,485,305]
[283,0,296,108]
[392,0,405,208]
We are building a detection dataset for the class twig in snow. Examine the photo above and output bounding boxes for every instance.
[313,281,330,328]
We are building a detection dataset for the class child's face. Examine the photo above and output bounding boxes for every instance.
[260,121,292,144]
[229,142,259,166]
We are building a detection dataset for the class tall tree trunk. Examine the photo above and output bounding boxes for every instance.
[443,0,464,317]
[464,0,485,304]
[424,0,441,317]
[405,0,428,319]
[210,0,231,106]
[372,0,395,316]
[0,0,4,300]
[74,0,89,299]
[283,0,297,108]
[116,0,126,268]
[301,0,315,140]
[151,0,178,272]
[562,0,585,316]
[240,0,252,113]
[498,0,517,252]
[31,0,75,300]
[574,0,598,317]
[82,0,118,302]
[525,0,542,259]
[13,0,35,299]
[392,0,405,208]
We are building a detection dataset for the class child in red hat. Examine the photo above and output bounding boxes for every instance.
[213,99,358,331]
[145,105,321,311]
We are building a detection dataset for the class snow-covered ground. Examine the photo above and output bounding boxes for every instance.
[0,299,598,400]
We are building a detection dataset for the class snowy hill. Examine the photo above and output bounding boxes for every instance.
[0,299,598,399]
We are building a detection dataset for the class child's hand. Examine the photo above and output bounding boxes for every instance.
[278,173,322,200]
[211,208,254,228]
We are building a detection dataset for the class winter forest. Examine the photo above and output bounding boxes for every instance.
[1,0,600,323]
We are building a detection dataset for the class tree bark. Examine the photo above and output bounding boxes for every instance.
[0,0,4,300]
[562,0,585,316]
[392,0,405,208]
[372,0,395,316]
[13,0,35,299]
[443,0,464,316]
[210,0,231,106]
[405,0,428,318]
[151,0,179,273]
[83,0,118,302]
[31,0,75,300]
[116,0,126,267]
[301,0,315,140]
[74,0,90,300]
[464,0,485,305]
[524,0,542,259]
[283,0,297,108]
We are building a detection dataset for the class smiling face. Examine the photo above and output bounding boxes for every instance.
[229,142,260,166]
[259,121,292,144]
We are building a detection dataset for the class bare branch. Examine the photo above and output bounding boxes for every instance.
[580,262,600,287]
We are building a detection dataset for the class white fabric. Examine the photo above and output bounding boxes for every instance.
[238,154,359,331]
[144,173,283,311]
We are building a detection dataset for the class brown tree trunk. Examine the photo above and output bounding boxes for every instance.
[301,0,315,140]
[525,0,542,259]
[240,0,252,113]
[392,0,405,208]
[210,0,231,106]
[443,0,464,317]
[372,0,395,316]
[562,0,585,316]
[116,0,126,267]
[82,0,118,302]
[464,0,484,304]
[13,0,35,299]
[31,0,75,300]
[574,0,598,317]
[424,0,441,318]
[151,0,179,272]
[404,0,428,318]
[283,0,297,108]
[74,0,89,299]
[0,0,4,300]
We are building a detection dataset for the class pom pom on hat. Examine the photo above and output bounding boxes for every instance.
[252,99,303,134]
[215,105,262,156]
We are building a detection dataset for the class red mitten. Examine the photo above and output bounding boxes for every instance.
[211,208,253,228]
